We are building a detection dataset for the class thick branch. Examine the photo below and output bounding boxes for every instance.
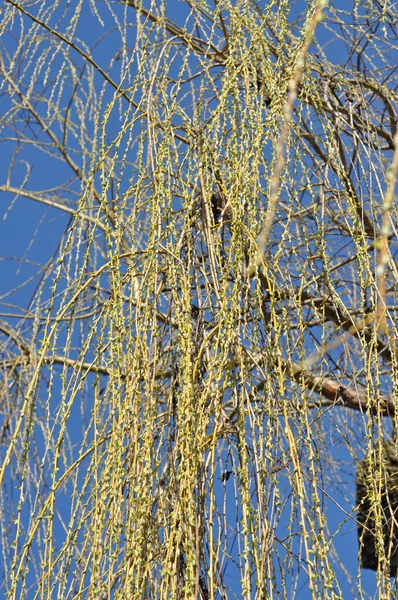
[286,362,396,417]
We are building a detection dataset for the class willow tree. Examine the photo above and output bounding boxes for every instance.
[1,0,397,597]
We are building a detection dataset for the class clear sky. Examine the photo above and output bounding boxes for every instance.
[1,0,396,597]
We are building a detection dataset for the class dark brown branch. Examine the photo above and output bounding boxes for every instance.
[286,362,396,417]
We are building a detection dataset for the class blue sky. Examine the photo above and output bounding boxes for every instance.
[1,0,396,597]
